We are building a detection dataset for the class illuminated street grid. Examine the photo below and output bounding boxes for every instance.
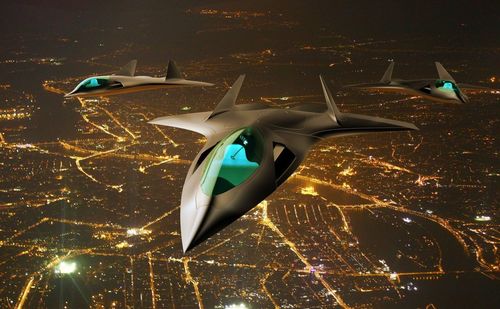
[0,4,499,309]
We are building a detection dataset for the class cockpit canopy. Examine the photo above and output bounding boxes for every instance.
[200,127,263,196]
[435,80,458,92]
[73,77,122,93]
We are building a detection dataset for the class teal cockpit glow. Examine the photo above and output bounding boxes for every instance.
[75,77,111,92]
[201,128,263,196]
[88,78,100,88]
[435,79,458,92]
[443,82,453,90]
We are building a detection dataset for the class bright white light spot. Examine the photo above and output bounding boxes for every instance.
[403,217,412,223]
[126,228,151,237]
[224,303,248,309]
[475,215,491,222]
[127,228,139,236]
[55,261,77,274]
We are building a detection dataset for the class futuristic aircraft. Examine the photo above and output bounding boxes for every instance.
[345,61,487,103]
[150,75,418,252]
[64,60,213,98]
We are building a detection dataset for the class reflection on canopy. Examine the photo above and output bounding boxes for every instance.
[201,128,263,196]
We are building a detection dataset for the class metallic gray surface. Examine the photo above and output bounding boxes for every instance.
[150,75,418,252]
[344,61,484,104]
[64,60,213,98]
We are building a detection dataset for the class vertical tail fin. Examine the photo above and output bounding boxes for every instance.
[319,75,342,124]
[165,60,182,80]
[317,75,418,137]
[115,60,137,76]
[208,75,246,119]
[435,62,455,82]
[380,61,394,83]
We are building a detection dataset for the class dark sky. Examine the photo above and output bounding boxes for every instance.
[2,0,499,55]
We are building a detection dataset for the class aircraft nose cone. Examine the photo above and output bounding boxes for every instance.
[180,188,211,252]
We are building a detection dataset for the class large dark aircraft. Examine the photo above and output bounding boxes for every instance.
[150,75,418,252]
[345,61,488,103]
[65,60,213,98]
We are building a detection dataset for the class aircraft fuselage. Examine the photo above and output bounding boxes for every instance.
[65,75,213,98]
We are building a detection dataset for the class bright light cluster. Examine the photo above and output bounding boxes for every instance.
[55,261,77,274]
[224,303,249,309]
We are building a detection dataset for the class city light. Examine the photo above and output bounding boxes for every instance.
[301,186,318,196]
[55,261,77,274]
[474,215,491,222]
[225,303,249,309]
[126,228,151,237]
[339,166,356,176]
[116,241,132,249]
[127,228,139,236]
[1,6,497,308]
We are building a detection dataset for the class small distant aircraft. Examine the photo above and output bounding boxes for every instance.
[150,74,418,252]
[345,61,489,103]
[64,60,213,98]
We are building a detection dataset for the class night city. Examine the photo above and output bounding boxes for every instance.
[0,1,498,308]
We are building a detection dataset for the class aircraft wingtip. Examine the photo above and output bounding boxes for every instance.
[147,118,161,125]
[409,123,419,131]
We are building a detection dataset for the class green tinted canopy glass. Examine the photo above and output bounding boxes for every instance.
[435,80,457,92]
[201,128,263,196]
[76,77,110,91]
